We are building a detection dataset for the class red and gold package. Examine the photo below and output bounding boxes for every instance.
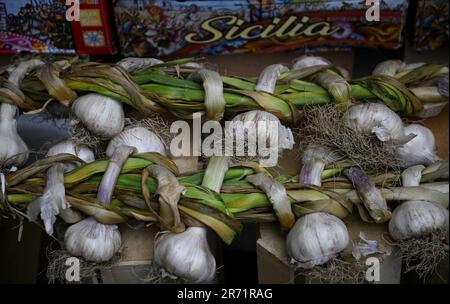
[113,0,408,57]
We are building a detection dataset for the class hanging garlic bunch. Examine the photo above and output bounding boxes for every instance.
[343,103,414,144]
[71,93,124,139]
[154,227,216,283]
[299,145,342,186]
[224,110,294,167]
[27,140,94,235]
[65,126,167,262]
[286,212,349,268]
[0,59,44,168]
[396,124,441,167]
[389,165,449,241]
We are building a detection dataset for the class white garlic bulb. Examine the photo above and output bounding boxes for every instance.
[286,212,349,268]
[372,59,404,76]
[71,93,124,138]
[225,110,294,160]
[396,124,440,167]
[65,218,121,262]
[154,227,216,283]
[27,140,95,234]
[343,103,413,144]
[389,201,449,241]
[0,104,29,167]
[106,126,166,157]
[0,58,43,168]
[47,140,95,171]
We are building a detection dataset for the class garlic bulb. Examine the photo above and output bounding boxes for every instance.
[372,59,404,76]
[27,140,94,234]
[47,140,95,171]
[396,124,440,167]
[299,145,341,186]
[0,59,44,168]
[65,217,121,262]
[343,103,414,144]
[71,93,124,138]
[224,110,294,165]
[106,126,166,157]
[0,104,28,167]
[389,164,449,241]
[389,201,449,241]
[286,212,349,268]
[154,227,216,283]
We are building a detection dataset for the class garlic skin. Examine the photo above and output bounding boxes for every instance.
[389,201,449,241]
[65,218,121,262]
[343,103,413,144]
[71,93,124,139]
[0,104,28,167]
[106,127,166,157]
[117,57,163,72]
[27,141,94,234]
[154,227,216,283]
[286,212,349,268]
[299,145,341,186]
[344,166,391,223]
[292,55,330,69]
[401,165,425,187]
[397,124,440,167]
[414,101,449,119]
[255,64,289,94]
